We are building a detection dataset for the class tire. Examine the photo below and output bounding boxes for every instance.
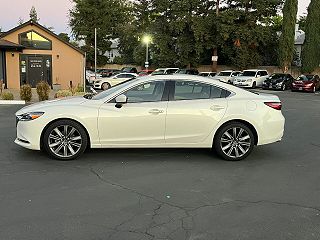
[313,86,316,93]
[102,82,111,90]
[213,122,255,161]
[43,119,88,160]
[252,82,256,88]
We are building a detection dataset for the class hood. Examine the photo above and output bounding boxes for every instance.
[212,76,231,81]
[16,96,88,115]
[236,76,255,80]
[293,80,313,85]
[265,78,284,83]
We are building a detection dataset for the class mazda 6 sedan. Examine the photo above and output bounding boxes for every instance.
[15,75,285,161]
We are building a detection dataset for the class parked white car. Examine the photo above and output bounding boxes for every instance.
[213,70,241,84]
[199,72,217,77]
[15,74,285,161]
[86,70,102,84]
[151,68,179,75]
[233,70,269,88]
[93,73,138,90]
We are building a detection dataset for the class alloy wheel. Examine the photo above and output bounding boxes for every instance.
[102,83,111,90]
[48,125,82,158]
[220,127,252,159]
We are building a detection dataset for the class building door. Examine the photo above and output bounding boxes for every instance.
[28,56,43,87]
[0,50,6,87]
[20,54,52,88]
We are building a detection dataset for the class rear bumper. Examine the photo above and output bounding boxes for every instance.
[257,112,285,146]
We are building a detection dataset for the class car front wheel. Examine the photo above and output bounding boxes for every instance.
[43,120,88,160]
[214,122,255,161]
[102,82,111,90]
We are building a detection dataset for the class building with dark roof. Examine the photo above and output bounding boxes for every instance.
[0,20,85,89]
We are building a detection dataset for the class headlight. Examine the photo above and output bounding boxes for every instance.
[17,112,44,121]
[246,79,252,82]
[276,82,282,86]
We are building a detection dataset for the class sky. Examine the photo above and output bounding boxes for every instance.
[0,0,312,35]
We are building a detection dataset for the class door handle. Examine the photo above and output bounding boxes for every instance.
[210,105,225,111]
[149,109,164,114]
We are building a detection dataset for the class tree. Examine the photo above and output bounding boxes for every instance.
[278,0,298,72]
[69,0,128,66]
[301,0,320,73]
[29,6,40,22]
[58,33,70,42]
[298,15,307,31]
[18,17,24,25]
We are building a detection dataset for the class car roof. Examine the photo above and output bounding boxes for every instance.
[155,68,179,70]
[243,69,267,71]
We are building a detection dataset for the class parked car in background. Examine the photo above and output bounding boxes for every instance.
[86,70,102,84]
[138,69,154,76]
[101,69,121,78]
[213,70,241,84]
[151,68,179,75]
[15,74,285,161]
[93,73,138,90]
[233,70,269,88]
[121,67,138,73]
[199,72,217,77]
[291,75,320,93]
[262,73,294,91]
[175,69,199,75]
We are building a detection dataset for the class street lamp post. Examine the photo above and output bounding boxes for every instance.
[142,35,152,71]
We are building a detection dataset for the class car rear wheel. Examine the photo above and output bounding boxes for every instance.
[214,122,255,161]
[43,120,87,160]
[102,82,111,90]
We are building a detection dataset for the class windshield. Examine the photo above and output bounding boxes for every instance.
[242,71,256,77]
[92,79,137,100]
[297,75,313,81]
[152,70,165,75]
[218,71,232,77]
[270,74,284,79]
[177,69,187,74]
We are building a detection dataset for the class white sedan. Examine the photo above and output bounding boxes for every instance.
[93,73,138,90]
[15,75,285,161]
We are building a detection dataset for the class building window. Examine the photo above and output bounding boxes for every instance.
[19,31,52,50]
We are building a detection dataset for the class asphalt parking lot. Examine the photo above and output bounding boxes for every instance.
[1,90,320,240]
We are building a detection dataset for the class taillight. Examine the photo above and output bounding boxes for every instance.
[264,102,282,110]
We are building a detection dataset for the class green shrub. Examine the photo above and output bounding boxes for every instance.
[36,81,50,101]
[1,92,14,100]
[55,90,73,98]
[75,84,84,93]
[20,84,32,102]
[73,92,86,96]
[70,84,84,95]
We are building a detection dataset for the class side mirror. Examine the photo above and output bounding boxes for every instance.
[115,94,127,108]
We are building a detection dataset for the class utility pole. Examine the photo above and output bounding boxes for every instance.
[94,28,97,79]
[212,0,220,72]
[145,40,149,71]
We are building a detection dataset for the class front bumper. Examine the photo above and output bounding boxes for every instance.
[262,83,283,90]
[291,85,314,92]
[234,82,251,88]
[15,120,43,150]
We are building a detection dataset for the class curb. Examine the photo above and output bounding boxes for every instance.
[0,100,25,105]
